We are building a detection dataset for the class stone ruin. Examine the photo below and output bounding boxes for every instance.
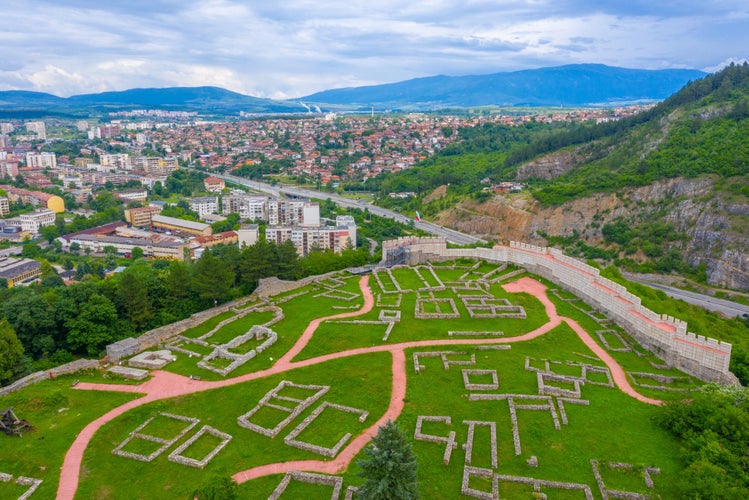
[414,295,460,319]
[128,350,176,370]
[112,412,232,469]
[197,325,278,376]
[167,425,233,469]
[283,402,368,458]
[0,407,31,437]
[0,472,42,500]
[237,381,330,438]
[412,351,476,373]
[113,412,199,462]
[590,459,661,500]
[268,471,343,500]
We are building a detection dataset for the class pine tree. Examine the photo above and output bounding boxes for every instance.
[357,420,419,499]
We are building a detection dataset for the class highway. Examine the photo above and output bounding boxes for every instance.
[625,276,749,319]
[215,173,487,246]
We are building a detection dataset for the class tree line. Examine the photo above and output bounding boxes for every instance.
[0,239,373,385]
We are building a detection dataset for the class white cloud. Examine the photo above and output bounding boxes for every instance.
[0,1,746,97]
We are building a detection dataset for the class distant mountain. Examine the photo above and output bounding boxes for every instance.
[300,64,707,109]
[0,86,305,115]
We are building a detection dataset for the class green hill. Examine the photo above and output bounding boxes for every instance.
[369,63,749,291]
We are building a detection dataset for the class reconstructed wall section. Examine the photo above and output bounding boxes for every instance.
[382,238,735,384]
[0,358,99,396]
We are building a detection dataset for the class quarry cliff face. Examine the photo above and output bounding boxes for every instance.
[435,177,749,291]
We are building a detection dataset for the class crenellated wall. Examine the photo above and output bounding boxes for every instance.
[382,237,735,384]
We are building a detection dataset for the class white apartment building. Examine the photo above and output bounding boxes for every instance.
[25,121,46,140]
[267,199,316,226]
[20,208,56,234]
[222,194,267,220]
[0,196,9,217]
[336,215,357,247]
[189,196,219,218]
[100,153,131,170]
[265,223,356,257]
[25,152,57,169]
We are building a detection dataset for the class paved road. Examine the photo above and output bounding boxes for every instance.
[216,173,487,246]
[626,278,749,318]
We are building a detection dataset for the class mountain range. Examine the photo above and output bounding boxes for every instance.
[0,64,706,115]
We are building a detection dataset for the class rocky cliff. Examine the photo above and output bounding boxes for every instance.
[435,176,749,290]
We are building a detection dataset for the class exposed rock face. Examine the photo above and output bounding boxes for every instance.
[515,150,579,180]
[436,177,749,291]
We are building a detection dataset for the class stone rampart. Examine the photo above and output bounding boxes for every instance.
[0,358,99,396]
[382,237,735,384]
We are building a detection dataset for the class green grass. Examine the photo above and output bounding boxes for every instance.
[75,353,393,499]
[5,261,713,498]
[391,267,425,291]
[0,376,139,498]
[180,311,236,339]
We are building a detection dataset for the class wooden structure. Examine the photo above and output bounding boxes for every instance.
[1,407,31,436]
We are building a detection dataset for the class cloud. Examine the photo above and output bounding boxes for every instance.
[0,1,747,97]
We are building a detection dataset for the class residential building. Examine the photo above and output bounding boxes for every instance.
[189,196,219,218]
[0,257,42,287]
[115,189,148,203]
[125,205,163,227]
[0,196,9,217]
[237,224,259,248]
[336,215,357,248]
[25,152,57,168]
[20,208,56,234]
[222,194,267,220]
[25,121,46,140]
[100,153,131,170]
[265,224,356,257]
[204,176,225,192]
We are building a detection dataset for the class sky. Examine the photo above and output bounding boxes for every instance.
[1,0,747,99]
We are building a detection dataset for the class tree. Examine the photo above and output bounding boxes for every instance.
[192,474,237,500]
[192,251,235,305]
[357,420,419,499]
[0,319,24,383]
[65,293,119,356]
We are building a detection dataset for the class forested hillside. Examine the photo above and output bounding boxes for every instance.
[371,63,749,291]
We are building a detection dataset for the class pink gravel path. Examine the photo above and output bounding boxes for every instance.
[58,274,661,498]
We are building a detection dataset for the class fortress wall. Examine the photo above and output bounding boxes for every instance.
[388,237,735,383]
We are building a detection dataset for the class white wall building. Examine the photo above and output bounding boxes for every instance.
[20,208,56,234]
[25,152,57,169]
[189,196,219,218]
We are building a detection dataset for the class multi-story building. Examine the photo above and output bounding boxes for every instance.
[189,196,219,218]
[336,215,357,247]
[265,223,356,257]
[100,153,131,170]
[267,199,316,226]
[0,257,42,287]
[222,194,267,220]
[125,205,163,227]
[25,152,57,169]
[19,208,56,234]
[204,176,225,192]
[0,197,9,217]
[25,121,46,140]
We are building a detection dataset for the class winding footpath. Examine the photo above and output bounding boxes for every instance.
[57,275,660,499]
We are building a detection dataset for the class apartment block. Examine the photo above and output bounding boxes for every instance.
[20,208,56,233]
[25,152,57,169]
[189,196,219,218]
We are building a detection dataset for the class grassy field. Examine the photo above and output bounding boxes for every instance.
[1,264,708,499]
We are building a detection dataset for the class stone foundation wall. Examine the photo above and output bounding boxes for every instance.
[382,237,735,384]
[0,358,99,395]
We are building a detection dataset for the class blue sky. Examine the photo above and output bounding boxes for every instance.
[0,0,746,98]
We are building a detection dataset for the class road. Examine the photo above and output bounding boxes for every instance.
[215,173,487,246]
[626,277,749,318]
